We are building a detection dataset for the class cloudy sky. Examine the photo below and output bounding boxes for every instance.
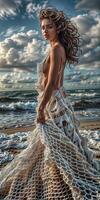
[0,0,100,90]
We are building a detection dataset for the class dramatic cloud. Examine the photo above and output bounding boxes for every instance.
[0,70,37,90]
[4,26,26,37]
[11,32,29,46]
[6,48,19,64]
[75,0,100,11]
[72,14,97,34]
[0,71,35,84]
[27,30,38,37]
[0,0,21,19]
[26,1,48,18]
[72,11,100,68]
[0,29,49,70]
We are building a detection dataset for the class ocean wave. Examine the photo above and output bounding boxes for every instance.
[0,131,30,165]
[0,97,100,112]
[0,101,37,112]
[0,90,38,103]
[76,109,100,119]
[0,150,14,165]
[70,92,97,98]
[79,129,100,150]
[73,99,100,110]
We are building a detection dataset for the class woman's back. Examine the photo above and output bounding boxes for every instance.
[42,44,66,90]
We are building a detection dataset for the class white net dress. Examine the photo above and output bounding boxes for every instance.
[0,55,100,200]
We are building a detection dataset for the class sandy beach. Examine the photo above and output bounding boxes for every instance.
[0,119,100,135]
[79,119,100,130]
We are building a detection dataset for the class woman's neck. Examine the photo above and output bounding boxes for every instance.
[49,37,59,47]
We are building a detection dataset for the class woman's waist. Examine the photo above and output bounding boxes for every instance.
[37,85,67,100]
[53,85,65,95]
[36,76,64,90]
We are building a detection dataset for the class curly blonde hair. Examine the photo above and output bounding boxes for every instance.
[39,7,81,65]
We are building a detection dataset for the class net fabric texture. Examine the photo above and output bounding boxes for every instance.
[0,60,100,200]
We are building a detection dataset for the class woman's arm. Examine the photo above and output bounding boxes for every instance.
[38,45,61,111]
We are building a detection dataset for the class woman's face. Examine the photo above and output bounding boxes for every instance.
[41,18,57,41]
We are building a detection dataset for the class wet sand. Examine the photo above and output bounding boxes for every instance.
[79,119,100,130]
[0,124,35,134]
[0,119,100,135]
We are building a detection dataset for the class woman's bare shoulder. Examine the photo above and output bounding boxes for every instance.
[50,43,66,63]
[50,43,62,59]
[49,47,60,65]
[51,43,62,51]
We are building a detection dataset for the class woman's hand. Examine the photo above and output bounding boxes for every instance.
[36,109,45,123]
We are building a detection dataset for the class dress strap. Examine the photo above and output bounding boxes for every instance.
[42,51,50,73]
[42,51,50,65]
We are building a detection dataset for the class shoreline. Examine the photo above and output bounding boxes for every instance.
[0,119,100,135]
[79,119,100,130]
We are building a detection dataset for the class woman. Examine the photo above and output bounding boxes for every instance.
[0,8,100,200]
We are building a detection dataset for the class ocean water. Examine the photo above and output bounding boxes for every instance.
[0,87,100,129]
